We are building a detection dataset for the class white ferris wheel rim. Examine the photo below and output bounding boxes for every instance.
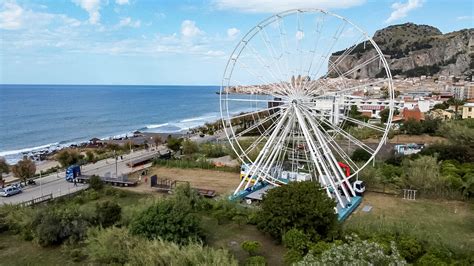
[220,8,394,186]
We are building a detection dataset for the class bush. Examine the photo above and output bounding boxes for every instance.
[89,175,103,190]
[166,136,182,152]
[241,240,261,256]
[182,139,199,155]
[282,228,310,253]
[257,181,339,242]
[87,227,238,265]
[416,253,449,266]
[245,256,266,266]
[351,148,371,162]
[130,199,202,245]
[297,236,406,265]
[397,236,425,263]
[95,200,122,228]
[34,207,90,246]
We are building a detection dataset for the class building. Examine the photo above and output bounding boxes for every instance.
[464,83,474,100]
[393,107,425,122]
[430,109,453,120]
[461,103,474,119]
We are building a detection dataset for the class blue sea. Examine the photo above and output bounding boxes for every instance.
[0,85,252,163]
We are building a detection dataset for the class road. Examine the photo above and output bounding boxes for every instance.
[0,148,165,205]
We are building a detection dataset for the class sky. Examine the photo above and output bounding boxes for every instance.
[0,0,472,85]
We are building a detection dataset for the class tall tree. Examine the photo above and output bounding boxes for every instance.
[11,156,36,186]
[0,157,10,188]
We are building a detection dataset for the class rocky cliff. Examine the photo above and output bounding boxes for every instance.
[328,23,473,79]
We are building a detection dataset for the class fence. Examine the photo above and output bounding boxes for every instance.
[19,193,53,207]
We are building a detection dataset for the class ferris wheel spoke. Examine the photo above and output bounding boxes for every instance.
[309,20,347,81]
[240,109,293,190]
[294,107,346,206]
[259,26,288,85]
[230,109,283,140]
[223,105,285,123]
[300,103,375,154]
[246,42,294,95]
[225,98,286,104]
[301,107,361,176]
[310,108,386,132]
[235,59,291,96]
[276,16,291,84]
[304,13,326,78]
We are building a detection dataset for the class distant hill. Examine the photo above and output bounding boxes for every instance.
[328,23,473,79]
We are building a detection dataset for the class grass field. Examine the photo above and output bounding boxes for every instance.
[345,192,474,255]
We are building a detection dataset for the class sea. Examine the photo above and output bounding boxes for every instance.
[0,84,253,164]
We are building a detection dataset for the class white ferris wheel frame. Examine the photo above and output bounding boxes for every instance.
[220,8,394,205]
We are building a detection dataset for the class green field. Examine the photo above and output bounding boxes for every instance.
[345,192,474,255]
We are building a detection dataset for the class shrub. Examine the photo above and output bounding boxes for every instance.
[416,253,448,266]
[34,207,90,246]
[182,139,199,155]
[245,256,266,266]
[284,249,304,265]
[241,240,261,256]
[282,228,310,253]
[87,227,238,265]
[397,236,425,263]
[130,199,202,245]
[257,181,339,242]
[297,236,406,265]
[89,175,103,190]
[95,200,122,228]
[351,148,372,162]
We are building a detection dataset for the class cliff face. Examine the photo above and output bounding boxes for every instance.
[328,23,473,79]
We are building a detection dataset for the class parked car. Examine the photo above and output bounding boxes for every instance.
[0,185,22,197]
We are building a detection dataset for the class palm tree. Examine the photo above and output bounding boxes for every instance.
[11,156,36,186]
[0,157,9,188]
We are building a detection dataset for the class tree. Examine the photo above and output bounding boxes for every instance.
[379,108,399,123]
[401,118,423,135]
[130,199,202,245]
[257,181,339,242]
[95,201,122,228]
[433,102,449,110]
[56,149,83,168]
[446,97,464,118]
[166,136,182,152]
[241,240,261,256]
[11,156,36,186]
[0,157,9,188]
[182,139,199,155]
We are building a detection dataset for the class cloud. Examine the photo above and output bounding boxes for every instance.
[385,0,423,24]
[0,1,81,30]
[115,0,129,5]
[227,27,240,39]
[456,16,472,21]
[0,1,23,30]
[213,0,365,13]
[181,20,202,38]
[118,17,141,28]
[72,0,102,24]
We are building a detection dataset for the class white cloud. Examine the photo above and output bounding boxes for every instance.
[0,1,81,30]
[115,0,129,5]
[0,1,23,30]
[385,0,423,24]
[456,16,472,21]
[213,0,365,13]
[227,27,240,39]
[181,20,202,38]
[72,0,102,24]
[118,17,141,28]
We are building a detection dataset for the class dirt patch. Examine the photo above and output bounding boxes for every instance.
[124,166,240,195]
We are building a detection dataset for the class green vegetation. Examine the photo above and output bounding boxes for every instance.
[56,149,84,168]
[256,181,339,242]
[11,156,36,186]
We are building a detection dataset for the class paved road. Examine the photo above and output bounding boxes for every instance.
[0,148,165,205]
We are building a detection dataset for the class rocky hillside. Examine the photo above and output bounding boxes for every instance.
[328,23,473,79]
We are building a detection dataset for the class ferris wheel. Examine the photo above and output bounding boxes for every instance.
[220,9,394,217]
